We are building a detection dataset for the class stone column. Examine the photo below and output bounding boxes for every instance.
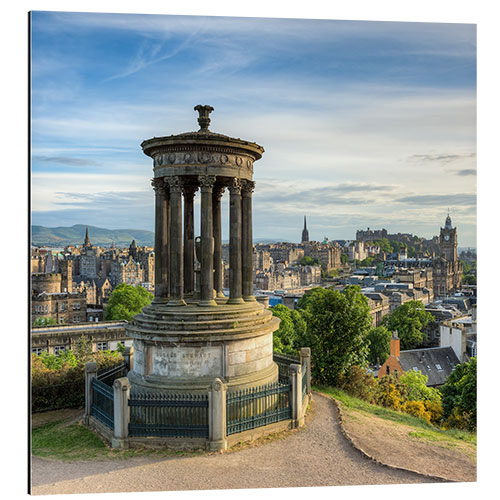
[300,347,311,395]
[166,176,186,306]
[228,178,244,304]
[289,363,304,428]
[183,184,197,296]
[111,377,131,449]
[152,178,168,303]
[84,361,98,425]
[213,185,225,298]
[198,175,217,306]
[241,180,256,301]
[209,378,227,451]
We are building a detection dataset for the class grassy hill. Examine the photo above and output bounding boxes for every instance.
[31,224,154,247]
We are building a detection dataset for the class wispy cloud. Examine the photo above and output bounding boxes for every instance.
[407,152,476,164]
[33,156,101,167]
[395,193,476,206]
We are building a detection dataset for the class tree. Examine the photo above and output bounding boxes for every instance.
[104,283,153,322]
[271,304,305,356]
[33,317,57,327]
[298,255,321,267]
[375,238,392,254]
[296,286,372,385]
[440,357,476,430]
[399,369,441,403]
[366,326,391,365]
[340,253,349,265]
[382,300,433,350]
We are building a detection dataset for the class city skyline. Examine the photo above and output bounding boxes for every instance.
[31,12,476,246]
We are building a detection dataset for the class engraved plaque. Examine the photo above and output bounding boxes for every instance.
[151,346,222,377]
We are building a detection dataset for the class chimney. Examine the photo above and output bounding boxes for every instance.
[390,331,400,357]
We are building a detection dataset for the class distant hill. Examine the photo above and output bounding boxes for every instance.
[31,225,154,247]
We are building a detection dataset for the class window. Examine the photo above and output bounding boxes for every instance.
[97,342,108,351]
[386,365,390,375]
[32,347,47,355]
[435,364,443,371]
[53,345,66,355]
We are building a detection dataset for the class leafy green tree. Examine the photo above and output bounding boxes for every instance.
[298,255,321,267]
[296,286,372,385]
[366,326,391,365]
[72,335,93,362]
[104,283,153,322]
[33,317,57,327]
[382,300,433,350]
[440,357,477,430]
[375,238,392,254]
[400,369,441,403]
[340,254,348,265]
[271,304,305,355]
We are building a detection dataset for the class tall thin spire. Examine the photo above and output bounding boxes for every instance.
[301,215,309,243]
[84,226,91,247]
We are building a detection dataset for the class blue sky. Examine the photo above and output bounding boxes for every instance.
[30,11,477,246]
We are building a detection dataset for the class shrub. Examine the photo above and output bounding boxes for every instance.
[336,365,377,403]
[401,400,431,423]
[31,349,123,412]
[424,400,444,425]
[374,374,407,410]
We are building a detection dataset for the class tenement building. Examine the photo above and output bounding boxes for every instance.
[31,260,87,325]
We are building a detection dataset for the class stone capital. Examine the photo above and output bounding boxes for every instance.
[167,176,183,193]
[198,174,216,192]
[228,178,242,195]
[241,180,255,197]
[151,177,165,192]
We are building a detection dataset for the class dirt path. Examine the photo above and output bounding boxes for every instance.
[31,393,438,495]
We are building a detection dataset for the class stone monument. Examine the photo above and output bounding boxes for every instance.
[126,105,280,394]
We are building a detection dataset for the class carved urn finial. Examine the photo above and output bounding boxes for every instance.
[194,104,214,132]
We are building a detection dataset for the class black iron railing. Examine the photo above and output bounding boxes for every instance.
[91,378,114,429]
[128,392,209,438]
[226,382,292,436]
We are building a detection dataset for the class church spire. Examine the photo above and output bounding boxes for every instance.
[301,215,309,243]
[84,226,91,247]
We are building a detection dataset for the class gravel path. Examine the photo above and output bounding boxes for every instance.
[31,393,438,495]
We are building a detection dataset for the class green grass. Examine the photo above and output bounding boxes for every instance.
[314,385,476,447]
[31,419,206,462]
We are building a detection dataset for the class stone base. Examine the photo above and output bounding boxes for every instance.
[126,298,280,394]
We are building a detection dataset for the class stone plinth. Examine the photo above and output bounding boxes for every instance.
[126,298,279,393]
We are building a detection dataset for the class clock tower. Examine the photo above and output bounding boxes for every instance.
[439,213,458,262]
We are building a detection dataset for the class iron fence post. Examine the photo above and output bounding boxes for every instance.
[209,378,227,451]
[112,377,131,449]
[84,362,98,425]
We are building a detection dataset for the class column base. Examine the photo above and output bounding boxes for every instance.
[216,291,225,298]
[198,299,218,307]
[227,297,245,305]
[152,296,169,304]
[166,298,187,307]
[243,295,256,302]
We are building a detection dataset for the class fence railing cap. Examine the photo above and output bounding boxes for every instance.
[85,361,98,372]
[289,363,301,375]
[113,377,131,390]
